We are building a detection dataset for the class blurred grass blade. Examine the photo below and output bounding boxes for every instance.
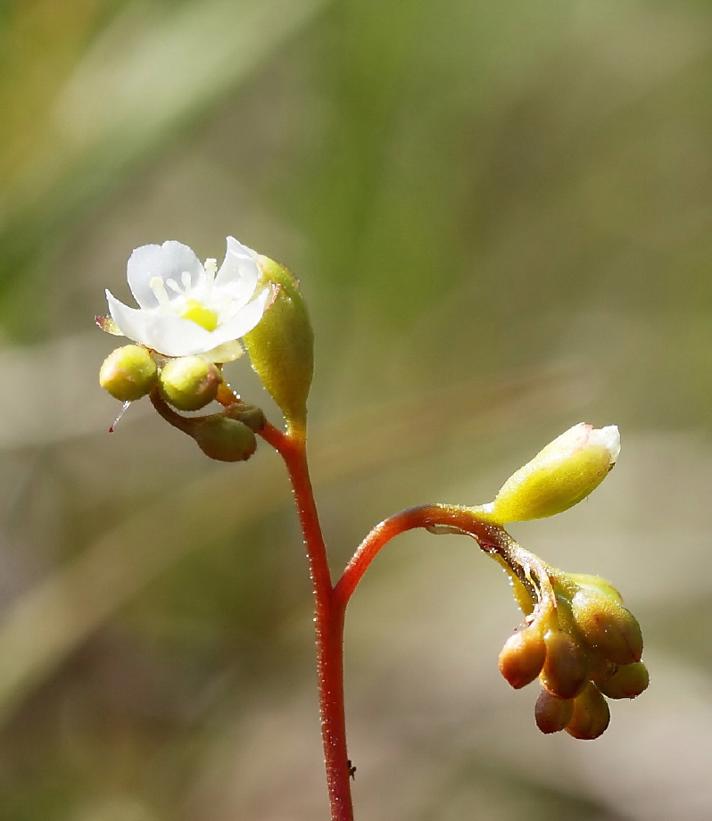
[0,0,332,326]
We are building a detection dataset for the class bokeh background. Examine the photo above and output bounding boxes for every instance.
[1,1,711,819]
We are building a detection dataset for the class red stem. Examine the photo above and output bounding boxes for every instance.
[334,505,507,611]
[260,422,354,821]
[258,420,526,820]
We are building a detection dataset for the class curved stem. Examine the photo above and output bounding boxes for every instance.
[260,425,354,821]
[334,504,539,611]
[149,389,194,433]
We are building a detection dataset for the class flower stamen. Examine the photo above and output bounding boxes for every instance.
[165,277,183,295]
[149,276,171,306]
[203,258,217,283]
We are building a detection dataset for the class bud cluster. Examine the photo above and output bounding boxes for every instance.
[99,344,263,462]
[498,568,648,740]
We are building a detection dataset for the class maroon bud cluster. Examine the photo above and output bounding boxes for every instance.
[497,570,648,740]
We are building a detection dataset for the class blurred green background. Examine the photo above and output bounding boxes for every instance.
[1,1,711,818]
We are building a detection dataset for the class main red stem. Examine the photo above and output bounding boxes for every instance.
[260,422,354,821]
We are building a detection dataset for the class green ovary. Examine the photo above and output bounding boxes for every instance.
[181,298,218,331]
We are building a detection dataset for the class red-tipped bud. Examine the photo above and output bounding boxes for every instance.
[571,588,643,666]
[565,682,610,740]
[598,661,649,700]
[535,688,574,734]
[540,630,588,699]
[99,345,157,401]
[498,625,546,689]
[159,356,221,411]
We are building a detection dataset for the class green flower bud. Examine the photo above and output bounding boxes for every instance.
[534,688,574,734]
[498,624,546,689]
[570,588,643,666]
[565,682,610,740]
[193,417,257,462]
[485,423,620,523]
[598,662,649,700]
[243,257,313,431]
[159,356,221,411]
[540,629,589,699]
[99,344,157,401]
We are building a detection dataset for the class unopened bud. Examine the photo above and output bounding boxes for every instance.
[194,417,257,462]
[587,656,618,688]
[540,629,588,699]
[159,356,221,411]
[534,688,574,734]
[598,661,649,700]
[569,573,623,603]
[498,625,546,689]
[99,345,157,401]
[485,423,620,523]
[565,682,610,740]
[571,588,643,666]
[243,257,313,430]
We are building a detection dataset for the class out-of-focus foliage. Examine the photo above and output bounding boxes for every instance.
[1,1,711,819]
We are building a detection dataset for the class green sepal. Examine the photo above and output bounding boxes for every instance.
[243,257,313,431]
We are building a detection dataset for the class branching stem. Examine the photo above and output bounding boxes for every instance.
[260,418,553,820]
[153,397,546,819]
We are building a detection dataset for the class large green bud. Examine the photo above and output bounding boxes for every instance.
[483,423,620,524]
[243,256,313,432]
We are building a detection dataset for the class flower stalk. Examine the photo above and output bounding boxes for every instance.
[259,423,354,821]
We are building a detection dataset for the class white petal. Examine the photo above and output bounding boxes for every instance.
[214,236,260,306]
[106,290,153,342]
[590,425,621,462]
[106,291,213,356]
[202,289,270,349]
[127,241,204,309]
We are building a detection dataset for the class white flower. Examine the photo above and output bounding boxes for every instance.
[105,237,270,360]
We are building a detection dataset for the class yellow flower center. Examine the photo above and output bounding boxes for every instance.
[181,298,218,331]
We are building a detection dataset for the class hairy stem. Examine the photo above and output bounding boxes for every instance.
[334,504,540,611]
[260,423,354,821]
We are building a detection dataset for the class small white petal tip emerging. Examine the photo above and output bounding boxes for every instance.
[588,424,620,463]
[103,237,267,360]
